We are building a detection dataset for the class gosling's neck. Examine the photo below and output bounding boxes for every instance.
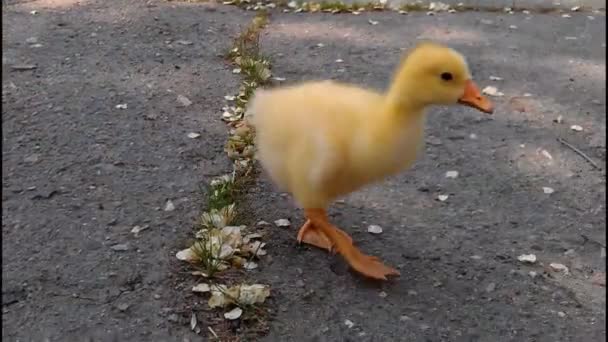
[382,67,427,121]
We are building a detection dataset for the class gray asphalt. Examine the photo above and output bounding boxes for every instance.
[248,8,606,342]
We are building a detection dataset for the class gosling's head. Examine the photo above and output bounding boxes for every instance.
[398,41,494,114]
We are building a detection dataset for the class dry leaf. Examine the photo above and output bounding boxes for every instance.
[176,247,201,263]
[238,284,270,305]
[208,284,237,308]
[200,205,237,229]
[242,240,267,257]
[192,283,211,293]
[243,261,258,270]
[429,1,450,11]
[482,86,504,97]
[224,307,243,320]
[218,244,235,259]
[243,233,263,244]
[187,132,201,139]
[190,313,198,331]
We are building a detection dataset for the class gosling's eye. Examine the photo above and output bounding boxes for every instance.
[440,72,453,81]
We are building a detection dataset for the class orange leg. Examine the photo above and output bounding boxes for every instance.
[304,208,400,280]
[297,219,352,253]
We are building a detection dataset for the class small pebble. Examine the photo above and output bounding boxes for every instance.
[485,282,496,292]
[591,272,606,287]
[517,254,537,263]
[111,243,129,252]
[557,311,566,317]
[274,219,290,228]
[564,249,575,257]
[344,319,354,328]
[445,170,459,179]
[570,125,583,132]
[164,200,176,211]
[131,225,150,235]
[177,95,192,107]
[549,263,569,274]
[367,225,383,234]
[117,303,130,312]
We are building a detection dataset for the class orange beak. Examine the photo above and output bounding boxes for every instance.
[458,80,494,114]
